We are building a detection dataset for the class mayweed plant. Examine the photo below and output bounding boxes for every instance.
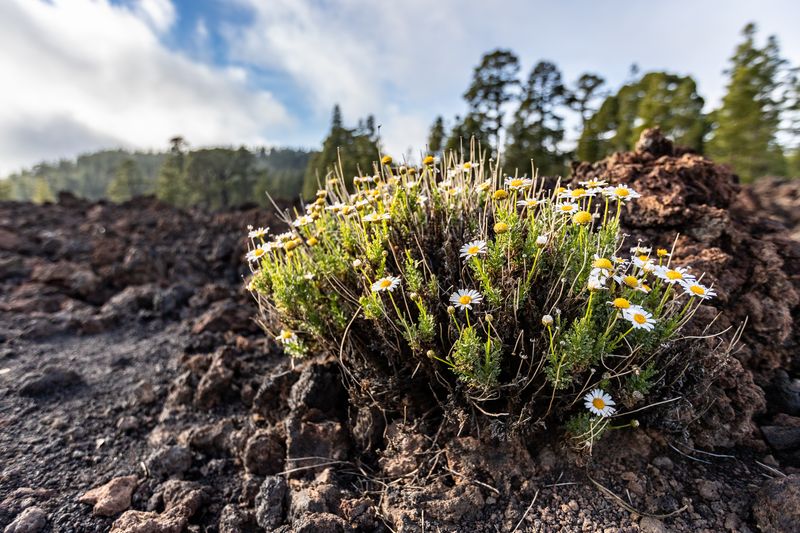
[246,148,724,452]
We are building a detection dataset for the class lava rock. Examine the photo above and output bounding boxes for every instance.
[288,363,345,418]
[254,476,287,530]
[79,476,139,516]
[761,426,800,451]
[3,506,47,533]
[145,445,192,479]
[18,366,83,397]
[292,512,347,533]
[242,427,285,476]
[218,504,255,533]
[753,474,800,532]
[194,348,235,408]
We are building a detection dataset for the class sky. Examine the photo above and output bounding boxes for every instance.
[1,0,799,175]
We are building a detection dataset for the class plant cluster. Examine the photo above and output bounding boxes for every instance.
[246,148,722,451]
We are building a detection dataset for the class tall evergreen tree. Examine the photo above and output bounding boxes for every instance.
[504,61,569,176]
[568,73,606,129]
[156,136,188,206]
[428,116,445,153]
[444,113,492,156]
[107,159,147,202]
[462,49,520,152]
[576,72,706,161]
[708,23,787,182]
[302,105,380,198]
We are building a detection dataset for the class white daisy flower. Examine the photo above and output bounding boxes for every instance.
[325,202,346,212]
[584,389,616,417]
[630,245,651,255]
[536,234,549,246]
[504,177,533,190]
[603,184,640,202]
[276,329,298,344]
[623,305,656,331]
[371,276,401,293]
[587,274,607,291]
[558,187,594,200]
[554,202,579,215]
[362,212,391,223]
[632,254,656,273]
[681,280,716,300]
[591,255,614,278]
[292,215,314,227]
[246,244,270,262]
[303,272,315,281]
[517,198,541,208]
[248,226,269,239]
[654,265,695,285]
[449,289,483,311]
[579,178,608,188]
[460,240,487,260]
[613,273,650,293]
[476,180,492,193]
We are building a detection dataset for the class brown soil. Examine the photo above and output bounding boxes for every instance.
[2,133,799,532]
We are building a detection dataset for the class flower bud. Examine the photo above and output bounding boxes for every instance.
[541,314,553,326]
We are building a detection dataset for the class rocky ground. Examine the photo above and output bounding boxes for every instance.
[1,133,800,532]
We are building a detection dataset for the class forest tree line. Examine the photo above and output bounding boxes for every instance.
[1,23,797,207]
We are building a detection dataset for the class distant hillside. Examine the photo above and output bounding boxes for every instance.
[1,146,313,206]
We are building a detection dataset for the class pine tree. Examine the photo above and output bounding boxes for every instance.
[31,177,55,204]
[107,159,146,203]
[707,23,788,182]
[568,73,606,130]
[504,61,568,177]
[576,72,706,161]
[462,49,520,153]
[156,136,188,206]
[428,116,445,153]
[444,113,492,156]
[302,105,380,198]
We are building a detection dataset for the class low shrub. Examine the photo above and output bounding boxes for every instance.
[246,148,728,452]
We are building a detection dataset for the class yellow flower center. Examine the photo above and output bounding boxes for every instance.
[666,270,683,280]
[380,279,392,289]
[468,246,480,255]
[638,254,649,262]
[307,237,318,246]
[690,285,705,295]
[613,297,630,309]
[279,331,293,340]
[556,187,566,194]
[592,398,606,410]
[381,156,392,165]
[284,241,298,251]
[494,222,509,234]
[560,205,574,212]
[493,190,509,200]
[510,179,524,188]
[253,248,265,258]
[463,162,472,170]
[423,155,435,165]
[657,248,668,257]
[573,211,592,225]
[633,313,647,324]
[624,275,639,287]
[459,295,473,306]
[615,187,630,197]
[594,258,613,270]
[571,188,586,198]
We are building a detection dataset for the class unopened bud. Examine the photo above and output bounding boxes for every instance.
[541,314,553,327]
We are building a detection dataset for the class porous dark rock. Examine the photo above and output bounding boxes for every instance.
[254,476,287,530]
[18,366,83,397]
[3,506,47,533]
[242,426,285,476]
[753,474,800,532]
[145,445,192,479]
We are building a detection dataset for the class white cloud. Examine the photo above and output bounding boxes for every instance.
[131,0,176,33]
[0,0,290,175]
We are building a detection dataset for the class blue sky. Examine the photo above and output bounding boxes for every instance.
[1,0,799,174]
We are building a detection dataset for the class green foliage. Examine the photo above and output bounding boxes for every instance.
[428,116,445,153]
[31,177,55,204]
[577,72,706,161]
[504,61,569,177]
[248,151,719,452]
[462,49,520,151]
[302,105,380,198]
[707,23,789,182]
[107,159,149,202]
